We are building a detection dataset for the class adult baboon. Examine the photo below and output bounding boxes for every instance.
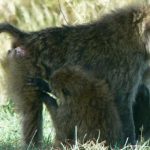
[50,66,122,147]
[1,4,150,146]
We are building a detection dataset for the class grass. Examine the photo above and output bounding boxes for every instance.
[0,102,149,150]
[0,101,21,150]
[0,0,149,149]
[0,101,54,150]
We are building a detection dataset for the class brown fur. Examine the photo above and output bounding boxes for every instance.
[50,66,122,146]
[2,48,43,148]
[1,4,150,146]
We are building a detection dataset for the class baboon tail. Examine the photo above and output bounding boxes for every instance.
[0,23,29,39]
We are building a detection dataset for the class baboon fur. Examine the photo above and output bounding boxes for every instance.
[50,66,122,146]
[1,4,150,146]
[1,47,44,147]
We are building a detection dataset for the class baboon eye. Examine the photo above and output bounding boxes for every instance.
[62,88,71,96]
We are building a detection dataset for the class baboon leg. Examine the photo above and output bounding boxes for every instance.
[122,110,135,144]
[14,85,43,148]
[134,84,150,140]
[22,99,43,148]
[118,95,135,144]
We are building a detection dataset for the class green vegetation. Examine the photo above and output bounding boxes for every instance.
[0,0,149,149]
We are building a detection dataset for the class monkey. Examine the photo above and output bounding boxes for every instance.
[1,4,150,146]
[1,47,58,148]
[32,62,150,143]
[33,75,150,144]
[29,64,150,143]
[30,69,150,143]
[1,47,44,148]
[49,66,122,147]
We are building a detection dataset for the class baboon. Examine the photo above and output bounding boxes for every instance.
[29,68,150,144]
[1,47,57,148]
[50,66,122,146]
[2,47,43,147]
[30,65,150,143]
[1,4,150,146]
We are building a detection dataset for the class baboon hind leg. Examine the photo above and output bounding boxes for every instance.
[18,87,43,148]
[134,84,150,141]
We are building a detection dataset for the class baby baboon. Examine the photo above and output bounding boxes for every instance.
[2,47,44,147]
[1,4,150,146]
[50,66,122,147]
[2,47,57,148]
